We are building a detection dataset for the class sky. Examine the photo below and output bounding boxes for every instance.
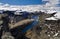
[0,0,42,5]
[0,0,59,6]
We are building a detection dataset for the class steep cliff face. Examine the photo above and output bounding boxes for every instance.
[25,12,60,39]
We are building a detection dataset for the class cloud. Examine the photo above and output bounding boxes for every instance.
[49,0,59,5]
[43,0,59,7]
[0,3,3,5]
[42,0,48,1]
[4,4,10,6]
[0,3,41,12]
[41,0,60,12]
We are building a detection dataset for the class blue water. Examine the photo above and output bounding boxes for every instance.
[22,15,39,33]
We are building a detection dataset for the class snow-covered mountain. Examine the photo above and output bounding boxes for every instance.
[45,12,60,20]
[0,4,41,12]
[0,3,60,13]
[0,4,60,20]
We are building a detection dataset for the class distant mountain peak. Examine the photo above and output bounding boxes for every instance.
[0,4,41,12]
